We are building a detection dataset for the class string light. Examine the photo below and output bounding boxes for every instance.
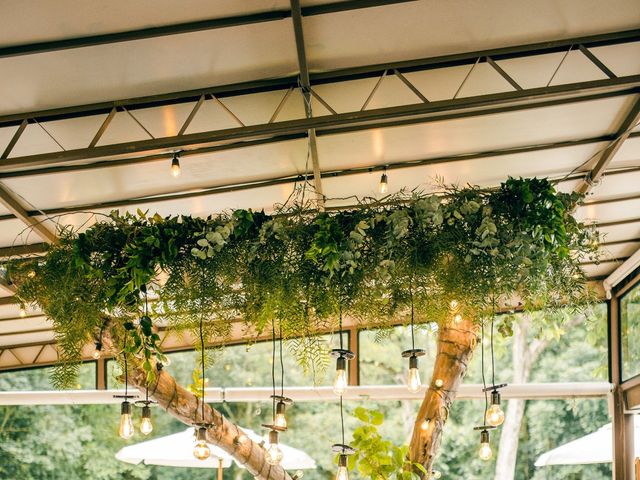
[378,166,388,194]
[193,426,211,460]
[420,418,430,431]
[193,268,212,460]
[332,396,355,480]
[330,306,354,396]
[92,341,103,360]
[19,306,26,318]
[402,288,425,393]
[478,428,493,461]
[171,152,181,178]
[115,335,135,440]
[434,379,444,389]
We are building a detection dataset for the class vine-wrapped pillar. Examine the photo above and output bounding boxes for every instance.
[408,318,478,473]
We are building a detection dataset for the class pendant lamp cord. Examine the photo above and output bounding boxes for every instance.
[144,289,149,403]
[481,319,488,420]
[339,303,343,350]
[199,268,206,422]
[279,320,284,397]
[272,319,276,421]
[340,394,345,446]
[491,296,496,388]
[410,285,415,350]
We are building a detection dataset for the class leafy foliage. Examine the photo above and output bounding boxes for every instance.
[9,178,597,388]
[349,407,426,480]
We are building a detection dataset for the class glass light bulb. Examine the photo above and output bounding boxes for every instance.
[140,416,153,435]
[420,419,430,431]
[431,471,441,479]
[333,368,348,395]
[407,367,421,393]
[92,349,102,360]
[336,465,349,480]
[118,413,134,439]
[453,314,462,323]
[19,307,26,318]
[171,159,181,177]
[449,300,459,310]
[479,442,492,461]
[265,443,283,465]
[486,404,505,427]
[274,412,287,430]
[379,178,388,194]
[193,440,211,460]
[434,379,444,388]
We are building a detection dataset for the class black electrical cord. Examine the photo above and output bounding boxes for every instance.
[481,319,488,420]
[340,394,345,446]
[279,320,284,397]
[199,269,206,422]
[271,319,276,422]
[410,286,415,351]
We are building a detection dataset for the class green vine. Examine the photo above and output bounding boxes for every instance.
[8,178,598,388]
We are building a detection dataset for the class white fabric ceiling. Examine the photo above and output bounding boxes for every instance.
[0,0,639,368]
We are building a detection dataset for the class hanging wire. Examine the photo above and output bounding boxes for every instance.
[338,303,344,351]
[279,320,284,397]
[123,334,128,397]
[410,285,415,350]
[340,394,345,446]
[199,269,206,422]
[272,319,276,422]
[480,319,488,420]
[144,289,150,402]
[490,314,496,388]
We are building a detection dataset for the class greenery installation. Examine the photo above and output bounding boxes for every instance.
[9,177,598,479]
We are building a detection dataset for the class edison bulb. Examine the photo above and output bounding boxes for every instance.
[336,465,349,480]
[140,406,153,435]
[193,440,211,460]
[379,173,388,194]
[407,367,421,393]
[486,404,505,427]
[171,155,181,178]
[118,402,134,439]
[274,412,287,430]
[265,443,283,465]
[333,368,348,395]
[92,349,102,360]
[479,442,492,461]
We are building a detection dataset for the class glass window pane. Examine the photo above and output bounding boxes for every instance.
[621,282,640,381]
[0,362,96,391]
[107,332,348,389]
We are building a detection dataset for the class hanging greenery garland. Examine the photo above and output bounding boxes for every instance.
[9,177,598,388]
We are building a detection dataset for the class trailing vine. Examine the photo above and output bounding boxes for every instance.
[9,178,598,388]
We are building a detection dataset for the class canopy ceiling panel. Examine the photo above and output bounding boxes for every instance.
[315,97,628,171]
[1,139,308,211]
[609,136,640,167]
[581,261,621,280]
[0,0,290,45]
[37,181,299,234]
[598,222,640,244]
[0,21,298,115]
[302,0,640,71]
[0,219,41,248]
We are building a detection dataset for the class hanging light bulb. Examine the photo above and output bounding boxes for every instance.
[118,401,134,439]
[485,387,506,427]
[171,153,181,178]
[265,430,283,465]
[92,341,103,360]
[193,426,211,460]
[273,396,293,430]
[402,349,425,393]
[378,167,388,194]
[330,349,354,395]
[336,453,349,480]
[449,299,459,311]
[19,306,26,318]
[140,405,153,435]
[478,429,493,461]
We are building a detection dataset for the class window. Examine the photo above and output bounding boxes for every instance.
[0,362,96,391]
[621,281,640,381]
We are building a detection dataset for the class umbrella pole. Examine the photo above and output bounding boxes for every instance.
[217,457,223,480]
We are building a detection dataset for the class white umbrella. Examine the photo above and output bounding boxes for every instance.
[535,417,640,466]
[116,426,316,471]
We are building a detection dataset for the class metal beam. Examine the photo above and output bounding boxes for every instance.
[0,28,637,130]
[290,0,325,207]
[0,1,417,59]
[575,95,640,194]
[0,132,637,224]
[1,75,638,174]
[0,184,57,243]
